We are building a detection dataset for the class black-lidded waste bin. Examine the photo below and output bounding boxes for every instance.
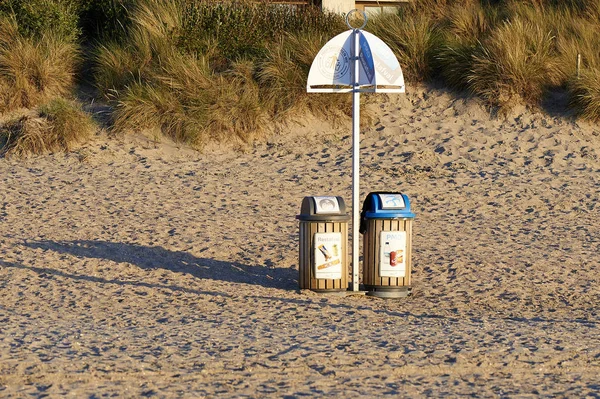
[297,196,350,292]
[360,192,415,298]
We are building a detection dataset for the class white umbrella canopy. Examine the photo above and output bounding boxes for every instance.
[306,29,405,93]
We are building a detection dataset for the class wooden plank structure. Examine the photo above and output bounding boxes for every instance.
[262,0,409,13]
[298,220,349,291]
[355,0,409,12]
[362,218,412,296]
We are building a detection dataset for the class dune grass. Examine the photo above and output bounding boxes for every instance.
[0,14,92,158]
[3,0,600,157]
[570,69,600,121]
[0,98,96,157]
[176,0,345,71]
[412,0,600,118]
[434,1,498,90]
[93,0,348,147]
[97,0,270,146]
[113,54,268,147]
[369,0,599,115]
[368,10,441,83]
[468,17,563,112]
[0,17,79,113]
[551,6,600,119]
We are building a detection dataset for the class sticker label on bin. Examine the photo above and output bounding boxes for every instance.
[379,231,406,277]
[313,196,340,214]
[378,194,406,209]
[314,232,343,279]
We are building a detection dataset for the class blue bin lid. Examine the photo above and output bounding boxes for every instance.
[362,192,416,221]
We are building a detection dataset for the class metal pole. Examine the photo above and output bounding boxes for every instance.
[351,27,360,292]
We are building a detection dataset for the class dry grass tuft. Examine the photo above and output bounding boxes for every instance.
[114,82,194,143]
[94,41,149,99]
[556,16,600,77]
[113,51,268,147]
[468,17,563,112]
[259,35,317,118]
[0,113,53,157]
[369,11,441,83]
[570,69,600,121]
[0,17,78,112]
[0,98,95,157]
[93,0,182,99]
[435,1,496,90]
[586,0,600,21]
[208,61,267,141]
[39,97,96,151]
[444,1,492,42]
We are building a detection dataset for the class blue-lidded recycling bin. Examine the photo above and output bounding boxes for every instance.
[360,192,416,298]
[297,196,350,292]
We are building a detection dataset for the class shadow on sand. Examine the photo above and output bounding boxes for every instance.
[4,242,598,329]
[22,239,298,291]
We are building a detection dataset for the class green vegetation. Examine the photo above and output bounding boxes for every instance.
[1,0,600,156]
[78,0,134,41]
[176,0,344,70]
[93,0,348,147]
[0,0,81,41]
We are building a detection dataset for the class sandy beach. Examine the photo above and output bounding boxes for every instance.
[1,87,599,397]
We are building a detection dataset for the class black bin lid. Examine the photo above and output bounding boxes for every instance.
[296,196,350,221]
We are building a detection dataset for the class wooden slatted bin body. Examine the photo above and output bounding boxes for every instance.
[360,193,415,298]
[298,220,349,292]
[363,218,412,290]
[297,196,350,293]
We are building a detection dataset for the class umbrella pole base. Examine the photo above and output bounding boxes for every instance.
[364,285,411,299]
[299,289,367,297]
